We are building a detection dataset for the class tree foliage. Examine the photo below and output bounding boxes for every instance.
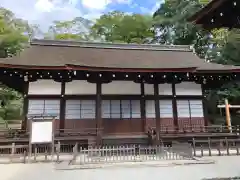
[0,8,33,58]
[91,11,154,43]
[44,17,93,40]
[0,8,31,124]
[153,0,240,124]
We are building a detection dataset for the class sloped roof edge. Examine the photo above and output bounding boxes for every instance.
[188,0,227,23]
[31,39,192,52]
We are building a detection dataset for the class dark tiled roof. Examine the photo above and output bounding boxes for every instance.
[0,39,238,72]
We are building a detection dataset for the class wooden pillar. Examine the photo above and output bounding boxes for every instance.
[96,82,102,145]
[21,81,29,131]
[201,84,208,126]
[172,83,179,131]
[225,99,232,132]
[172,83,178,131]
[154,83,160,141]
[59,82,66,132]
[140,81,146,132]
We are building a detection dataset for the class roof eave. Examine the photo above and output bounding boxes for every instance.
[0,63,197,72]
[196,69,240,73]
[188,0,227,24]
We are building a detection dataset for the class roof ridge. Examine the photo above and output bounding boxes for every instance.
[30,39,192,52]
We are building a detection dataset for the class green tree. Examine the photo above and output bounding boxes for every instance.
[0,8,32,58]
[0,8,32,126]
[0,85,23,128]
[153,0,210,58]
[91,11,154,43]
[44,17,93,40]
[153,0,240,125]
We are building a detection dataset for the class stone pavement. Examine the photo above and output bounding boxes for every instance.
[55,158,214,170]
[1,156,240,180]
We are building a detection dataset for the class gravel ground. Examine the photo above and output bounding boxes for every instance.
[1,156,240,180]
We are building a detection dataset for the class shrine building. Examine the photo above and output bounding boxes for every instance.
[0,39,240,144]
[188,0,239,29]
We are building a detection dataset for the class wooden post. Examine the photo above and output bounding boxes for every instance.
[21,81,29,131]
[59,82,66,133]
[10,143,15,162]
[96,82,102,146]
[225,99,232,132]
[56,141,60,163]
[172,83,178,131]
[140,81,146,132]
[154,83,160,143]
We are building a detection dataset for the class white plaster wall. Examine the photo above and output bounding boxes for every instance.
[102,81,140,94]
[159,84,172,95]
[144,84,154,95]
[144,84,172,95]
[65,80,96,94]
[28,80,61,95]
[175,82,202,95]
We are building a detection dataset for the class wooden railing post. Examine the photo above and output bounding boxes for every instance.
[225,137,230,156]
[34,146,37,162]
[208,137,212,156]
[192,138,196,157]
[72,143,78,164]
[10,143,15,162]
[56,141,60,163]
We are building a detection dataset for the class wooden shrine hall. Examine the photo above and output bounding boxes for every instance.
[188,0,240,29]
[1,39,240,144]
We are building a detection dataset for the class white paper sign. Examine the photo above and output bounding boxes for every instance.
[31,121,53,144]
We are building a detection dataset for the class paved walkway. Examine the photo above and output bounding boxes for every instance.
[1,156,240,180]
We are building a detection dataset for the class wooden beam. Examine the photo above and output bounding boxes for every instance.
[217,105,240,108]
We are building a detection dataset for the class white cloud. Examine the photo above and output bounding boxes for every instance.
[35,0,54,12]
[150,1,162,14]
[1,0,84,31]
[0,0,140,32]
[81,0,132,10]
[82,0,111,10]
[139,0,163,15]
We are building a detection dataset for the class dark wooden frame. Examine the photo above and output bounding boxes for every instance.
[24,80,205,141]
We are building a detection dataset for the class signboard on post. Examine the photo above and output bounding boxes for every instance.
[27,114,57,161]
[31,120,53,144]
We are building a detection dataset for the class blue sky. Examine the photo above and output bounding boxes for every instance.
[1,0,163,31]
